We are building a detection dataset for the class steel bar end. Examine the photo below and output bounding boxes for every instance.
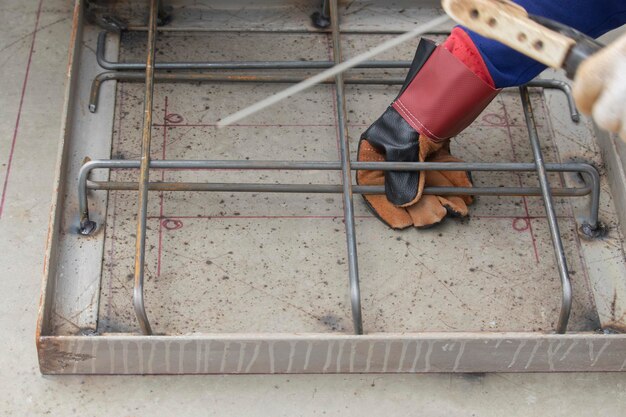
[79,219,97,236]
[579,221,609,240]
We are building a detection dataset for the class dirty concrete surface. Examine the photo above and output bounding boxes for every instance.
[2,0,626,415]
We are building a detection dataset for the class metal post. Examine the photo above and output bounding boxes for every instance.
[520,86,572,334]
[132,0,158,335]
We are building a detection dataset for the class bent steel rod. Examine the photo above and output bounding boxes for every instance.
[87,181,591,197]
[89,72,404,112]
[132,0,158,336]
[330,0,362,335]
[95,35,578,119]
[89,71,579,118]
[520,86,572,334]
[525,79,580,123]
[78,159,602,172]
[123,26,453,35]
[77,159,600,234]
[97,30,416,70]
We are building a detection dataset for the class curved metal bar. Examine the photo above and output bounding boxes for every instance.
[122,26,453,35]
[88,71,404,112]
[525,79,580,123]
[520,86,572,334]
[96,30,412,71]
[132,0,158,336]
[76,158,604,172]
[329,0,362,335]
[576,163,606,238]
[89,71,119,113]
[77,158,599,234]
[577,163,601,229]
[89,70,581,119]
[87,180,592,198]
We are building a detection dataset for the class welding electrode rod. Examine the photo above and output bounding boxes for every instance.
[215,14,451,127]
[132,0,158,336]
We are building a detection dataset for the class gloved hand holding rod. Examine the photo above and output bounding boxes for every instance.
[220,0,626,230]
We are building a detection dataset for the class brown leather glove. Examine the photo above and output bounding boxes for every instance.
[357,30,497,229]
[357,139,473,229]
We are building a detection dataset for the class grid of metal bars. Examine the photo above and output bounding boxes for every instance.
[79,0,604,335]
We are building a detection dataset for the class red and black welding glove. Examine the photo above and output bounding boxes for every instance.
[358,139,473,229]
[357,28,498,229]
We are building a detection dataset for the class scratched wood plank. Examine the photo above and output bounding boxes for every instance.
[39,333,626,374]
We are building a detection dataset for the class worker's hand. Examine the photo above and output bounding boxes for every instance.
[357,140,473,230]
[573,33,626,141]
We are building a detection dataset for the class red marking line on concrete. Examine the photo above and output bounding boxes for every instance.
[151,123,337,128]
[147,214,573,221]
[157,96,169,277]
[0,0,44,219]
[500,97,541,263]
[150,123,534,129]
[148,214,375,220]
[106,83,126,321]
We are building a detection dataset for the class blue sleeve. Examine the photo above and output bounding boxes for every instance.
[464,0,626,88]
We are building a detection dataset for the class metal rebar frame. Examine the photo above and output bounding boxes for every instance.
[81,0,606,335]
[90,29,581,121]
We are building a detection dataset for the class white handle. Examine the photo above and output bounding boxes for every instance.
[441,0,575,69]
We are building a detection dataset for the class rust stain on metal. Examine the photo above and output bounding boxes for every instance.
[226,75,262,81]
[38,339,94,373]
[605,290,626,332]
[603,323,626,333]
[66,1,81,76]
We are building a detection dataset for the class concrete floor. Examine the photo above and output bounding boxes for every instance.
[2,0,626,415]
